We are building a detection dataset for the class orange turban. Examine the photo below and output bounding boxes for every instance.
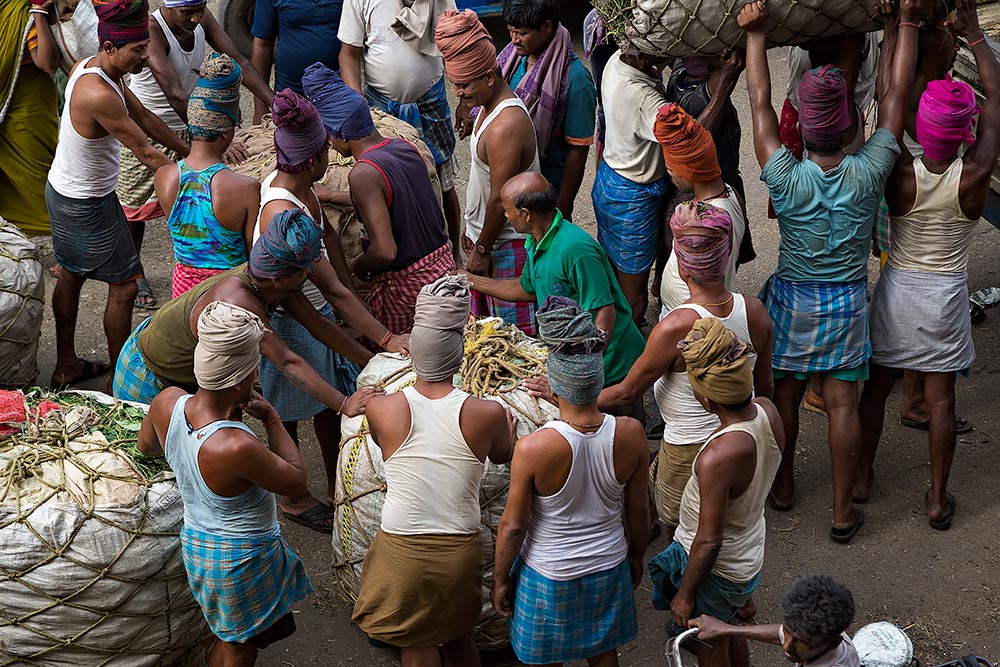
[434,9,498,83]
[653,103,722,184]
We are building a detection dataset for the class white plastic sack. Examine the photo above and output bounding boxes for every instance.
[0,219,44,388]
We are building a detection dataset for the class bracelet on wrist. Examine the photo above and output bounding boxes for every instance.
[898,21,922,29]
[29,8,48,14]
[379,330,393,349]
[969,34,987,48]
[336,395,349,415]
[262,414,281,428]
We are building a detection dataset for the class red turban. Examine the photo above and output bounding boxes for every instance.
[797,65,851,147]
[670,201,732,283]
[653,103,722,184]
[434,9,498,83]
[93,0,149,46]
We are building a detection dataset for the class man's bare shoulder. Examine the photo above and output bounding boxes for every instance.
[514,425,567,458]
[216,168,263,196]
[744,295,773,333]
[484,101,535,140]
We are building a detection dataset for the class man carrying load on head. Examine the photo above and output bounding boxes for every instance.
[337,0,463,265]
[120,0,273,309]
[739,0,918,542]
[353,275,517,667]
[115,208,381,532]
[303,64,455,334]
[138,301,312,667]
[436,8,541,336]
[155,53,261,299]
[47,0,189,392]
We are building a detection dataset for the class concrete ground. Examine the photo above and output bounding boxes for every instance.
[31,5,1000,666]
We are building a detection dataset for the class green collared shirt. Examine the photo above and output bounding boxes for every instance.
[521,210,645,385]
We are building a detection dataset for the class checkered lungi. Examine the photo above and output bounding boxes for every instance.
[764,274,870,379]
[180,526,313,643]
[116,129,189,222]
[369,244,455,334]
[592,160,670,275]
[508,557,637,665]
[365,77,456,171]
[113,317,166,404]
[172,263,228,299]
[462,237,537,336]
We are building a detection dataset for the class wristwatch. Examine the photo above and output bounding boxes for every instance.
[474,242,489,255]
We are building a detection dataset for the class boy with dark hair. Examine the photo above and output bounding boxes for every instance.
[690,574,859,667]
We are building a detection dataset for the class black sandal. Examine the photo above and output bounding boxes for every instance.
[51,358,112,390]
[282,503,336,534]
[928,492,956,531]
[830,508,864,544]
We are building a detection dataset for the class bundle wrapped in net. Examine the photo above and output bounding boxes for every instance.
[332,318,558,649]
[229,110,443,263]
[594,0,882,57]
[0,390,212,667]
[0,219,44,388]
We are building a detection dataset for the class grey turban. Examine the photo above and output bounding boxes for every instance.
[537,296,604,406]
[194,301,266,390]
[410,275,471,382]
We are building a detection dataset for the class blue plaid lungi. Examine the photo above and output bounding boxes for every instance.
[764,274,870,380]
[592,160,670,275]
[365,77,456,168]
[181,526,313,643]
[259,303,361,422]
[648,541,760,635]
[113,317,166,404]
[508,557,637,664]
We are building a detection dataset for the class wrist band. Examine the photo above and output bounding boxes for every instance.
[336,395,349,415]
[899,21,921,29]
[969,35,987,48]
[379,330,392,349]
[262,414,281,428]
[29,8,48,14]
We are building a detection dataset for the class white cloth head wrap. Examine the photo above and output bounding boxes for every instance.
[194,301,266,390]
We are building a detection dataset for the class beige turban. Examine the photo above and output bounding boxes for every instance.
[194,301,266,390]
[410,275,471,382]
[678,317,753,405]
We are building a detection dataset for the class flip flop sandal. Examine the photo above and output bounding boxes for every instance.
[928,492,956,531]
[900,415,973,434]
[134,278,159,311]
[830,508,865,544]
[767,490,794,512]
[282,503,335,534]
[51,358,112,390]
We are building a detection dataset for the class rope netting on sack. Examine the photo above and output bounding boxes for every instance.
[332,318,558,649]
[592,0,883,56]
[228,109,443,264]
[0,219,44,389]
[0,390,212,667]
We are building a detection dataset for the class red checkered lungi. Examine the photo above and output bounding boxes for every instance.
[461,236,536,337]
[369,244,456,334]
[172,263,228,299]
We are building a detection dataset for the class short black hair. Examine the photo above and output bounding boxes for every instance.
[719,396,753,411]
[513,184,558,214]
[803,136,844,155]
[502,0,559,31]
[781,575,855,643]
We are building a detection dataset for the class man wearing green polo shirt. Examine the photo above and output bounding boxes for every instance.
[460,172,646,417]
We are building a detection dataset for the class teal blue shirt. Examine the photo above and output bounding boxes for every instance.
[761,127,900,282]
[520,211,645,385]
[509,55,597,190]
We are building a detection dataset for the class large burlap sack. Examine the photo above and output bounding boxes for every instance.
[332,322,558,649]
[0,220,44,388]
[230,110,443,264]
[0,391,212,667]
[595,0,881,56]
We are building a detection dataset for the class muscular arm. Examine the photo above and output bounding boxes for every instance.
[877,1,920,138]
[153,163,180,218]
[29,9,61,74]
[85,84,178,171]
[593,303,615,341]
[463,272,535,302]
[477,113,537,251]
[137,387,186,457]
[281,290,374,365]
[202,11,273,108]
[494,438,536,589]
[556,145,588,218]
[145,20,191,122]
[689,617,783,644]
[618,418,650,584]
[251,37,275,123]
[350,164,397,275]
[597,315,689,410]
[339,43,364,94]
[257,326,353,409]
[961,3,1000,177]
[123,86,190,157]
[699,53,743,134]
[747,298,774,400]
[738,3,781,167]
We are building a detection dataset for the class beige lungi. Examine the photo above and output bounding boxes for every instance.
[649,441,702,528]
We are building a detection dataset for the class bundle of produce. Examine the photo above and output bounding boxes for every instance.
[229,110,442,263]
[332,318,557,649]
[0,390,212,667]
[593,0,882,57]
[0,219,44,388]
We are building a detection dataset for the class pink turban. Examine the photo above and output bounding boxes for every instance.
[670,201,732,283]
[916,75,979,161]
[797,65,851,147]
[435,9,498,82]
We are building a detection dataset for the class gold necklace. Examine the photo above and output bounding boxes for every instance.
[558,417,604,431]
[693,293,734,308]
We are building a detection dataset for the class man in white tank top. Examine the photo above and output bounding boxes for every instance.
[46,0,189,392]
[599,203,773,541]
[353,276,516,667]
[649,318,784,667]
[494,297,649,667]
[118,0,273,308]
[435,9,541,336]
